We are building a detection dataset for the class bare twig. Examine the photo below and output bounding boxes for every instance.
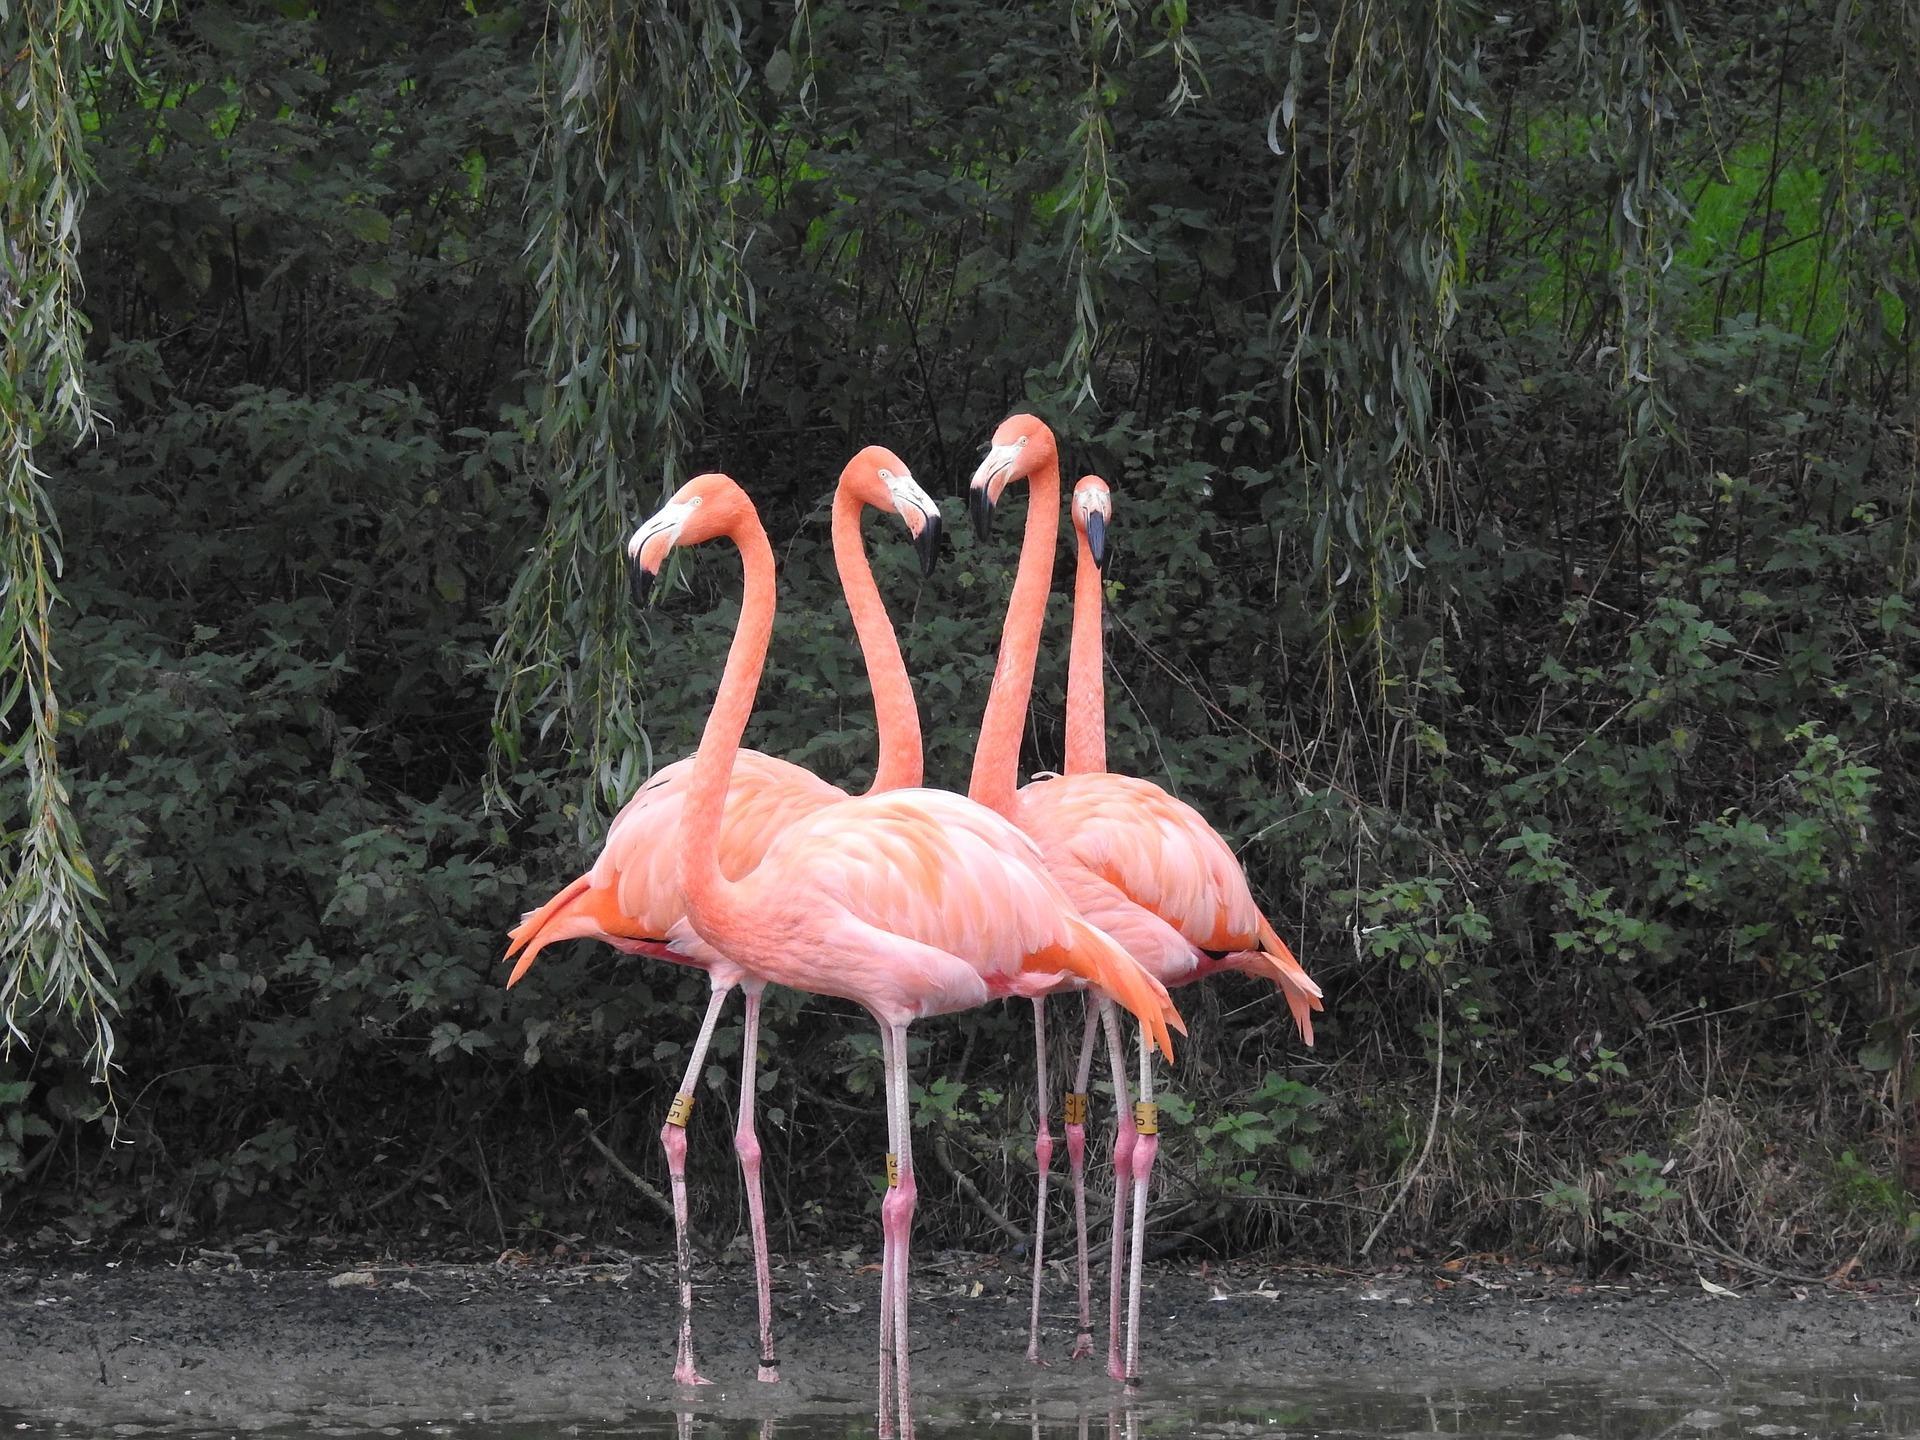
[933,1134,1025,1246]
[359,1128,460,1217]
[1648,1318,1727,1384]
[1361,987,1445,1259]
[469,1132,508,1255]
[572,1107,709,1259]
[1618,1221,1841,1289]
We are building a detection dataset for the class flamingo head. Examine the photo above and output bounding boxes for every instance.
[1071,474,1111,570]
[968,412,1058,541]
[844,445,944,577]
[626,472,750,604]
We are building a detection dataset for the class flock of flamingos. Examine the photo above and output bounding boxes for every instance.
[501,413,1323,1434]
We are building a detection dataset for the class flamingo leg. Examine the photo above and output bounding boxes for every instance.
[1025,997,1055,1364]
[1066,993,1101,1361]
[1124,1020,1160,1387]
[735,980,779,1382]
[875,1022,899,1438]
[664,980,731,1387]
[880,1019,918,1439]
[1101,997,1135,1382]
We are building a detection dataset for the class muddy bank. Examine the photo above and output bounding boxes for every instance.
[2,1251,1915,1428]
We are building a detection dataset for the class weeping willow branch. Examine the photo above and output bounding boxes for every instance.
[1581,0,1690,508]
[1055,0,1137,409]
[1055,1,1207,408]
[1269,0,1483,700]
[0,0,149,1086]
[491,0,754,825]
[1824,1,1920,405]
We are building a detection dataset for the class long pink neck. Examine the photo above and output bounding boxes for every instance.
[1063,523,1106,775]
[833,486,921,793]
[678,514,777,934]
[967,458,1061,815]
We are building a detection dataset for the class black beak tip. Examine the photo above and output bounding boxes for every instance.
[915,512,943,578]
[969,486,995,543]
[629,561,656,607]
[1086,513,1107,571]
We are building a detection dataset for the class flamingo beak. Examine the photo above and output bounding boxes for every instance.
[968,442,1022,541]
[914,505,943,577]
[629,559,656,606]
[884,470,944,578]
[1085,511,1107,571]
[969,483,995,542]
[626,498,698,608]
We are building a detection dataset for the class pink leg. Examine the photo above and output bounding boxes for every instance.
[880,1019,918,1439]
[875,1023,899,1439]
[1124,1021,1160,1387]
[1101,998,1135,1382]
[1066,994,1101,1361]
[664,981,731,1387]
[735,980,779,1382]
[1025,998,1055,1365]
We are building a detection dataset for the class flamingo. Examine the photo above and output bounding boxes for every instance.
[503,446,942,1386]
[967,416,1322,1383]
[626,470,1183,1438]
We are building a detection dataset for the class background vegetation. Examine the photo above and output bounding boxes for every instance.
[2,0,1916,1278]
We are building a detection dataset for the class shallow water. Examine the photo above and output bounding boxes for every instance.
[6,1370,1919,1438]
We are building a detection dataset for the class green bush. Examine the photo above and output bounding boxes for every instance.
[0,0,1913,1272]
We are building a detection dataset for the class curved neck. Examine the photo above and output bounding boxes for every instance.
[833,487,921,793]
[967,458,1061,814]
[1063,525,1106,775]
[679,515,778,931]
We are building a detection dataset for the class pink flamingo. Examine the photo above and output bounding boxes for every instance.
[627,470,1182,1438]
[503,447,941,1386]
[967,416,1322,1382]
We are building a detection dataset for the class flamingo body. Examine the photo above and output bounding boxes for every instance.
[503,447,944,1390]
[1014,773,1321,1041]
[966,419,1322,1381]
[505,750,842,985]
[666,786,1180,1053]
[626,470,1184,1432]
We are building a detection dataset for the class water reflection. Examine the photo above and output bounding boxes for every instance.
[582,1369,1920,1439]
[4,1367,1918,1437]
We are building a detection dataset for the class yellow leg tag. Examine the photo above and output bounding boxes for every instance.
[1133,1101,1160,1136]
[665,1092,695,1128]
[1063,1092,1089,1126]
[885,1152,900,1188]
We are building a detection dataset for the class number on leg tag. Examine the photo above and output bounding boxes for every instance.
[1063,1092,1089,1126]
[665,1092,695,1128]
[885,1152,900,1188]
[1132,1101,1160,1136]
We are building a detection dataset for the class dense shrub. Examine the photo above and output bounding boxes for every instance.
[3,0,1915,1269]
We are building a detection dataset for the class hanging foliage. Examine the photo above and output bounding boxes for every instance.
[0,0,1914,1266]
[491,0,755,823]
[1054,0,1205,408]
[1269,0,1484,666]
[1822,1,1920,405]
[1581,0,1691,507]
[0,0,149,1084]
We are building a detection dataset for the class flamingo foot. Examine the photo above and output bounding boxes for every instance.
[673,1363,713,1387]
[1070,1332,1094,1362]
[757,1364,781,1384]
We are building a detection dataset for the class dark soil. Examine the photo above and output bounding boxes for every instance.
[2,1249,1915,1428]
